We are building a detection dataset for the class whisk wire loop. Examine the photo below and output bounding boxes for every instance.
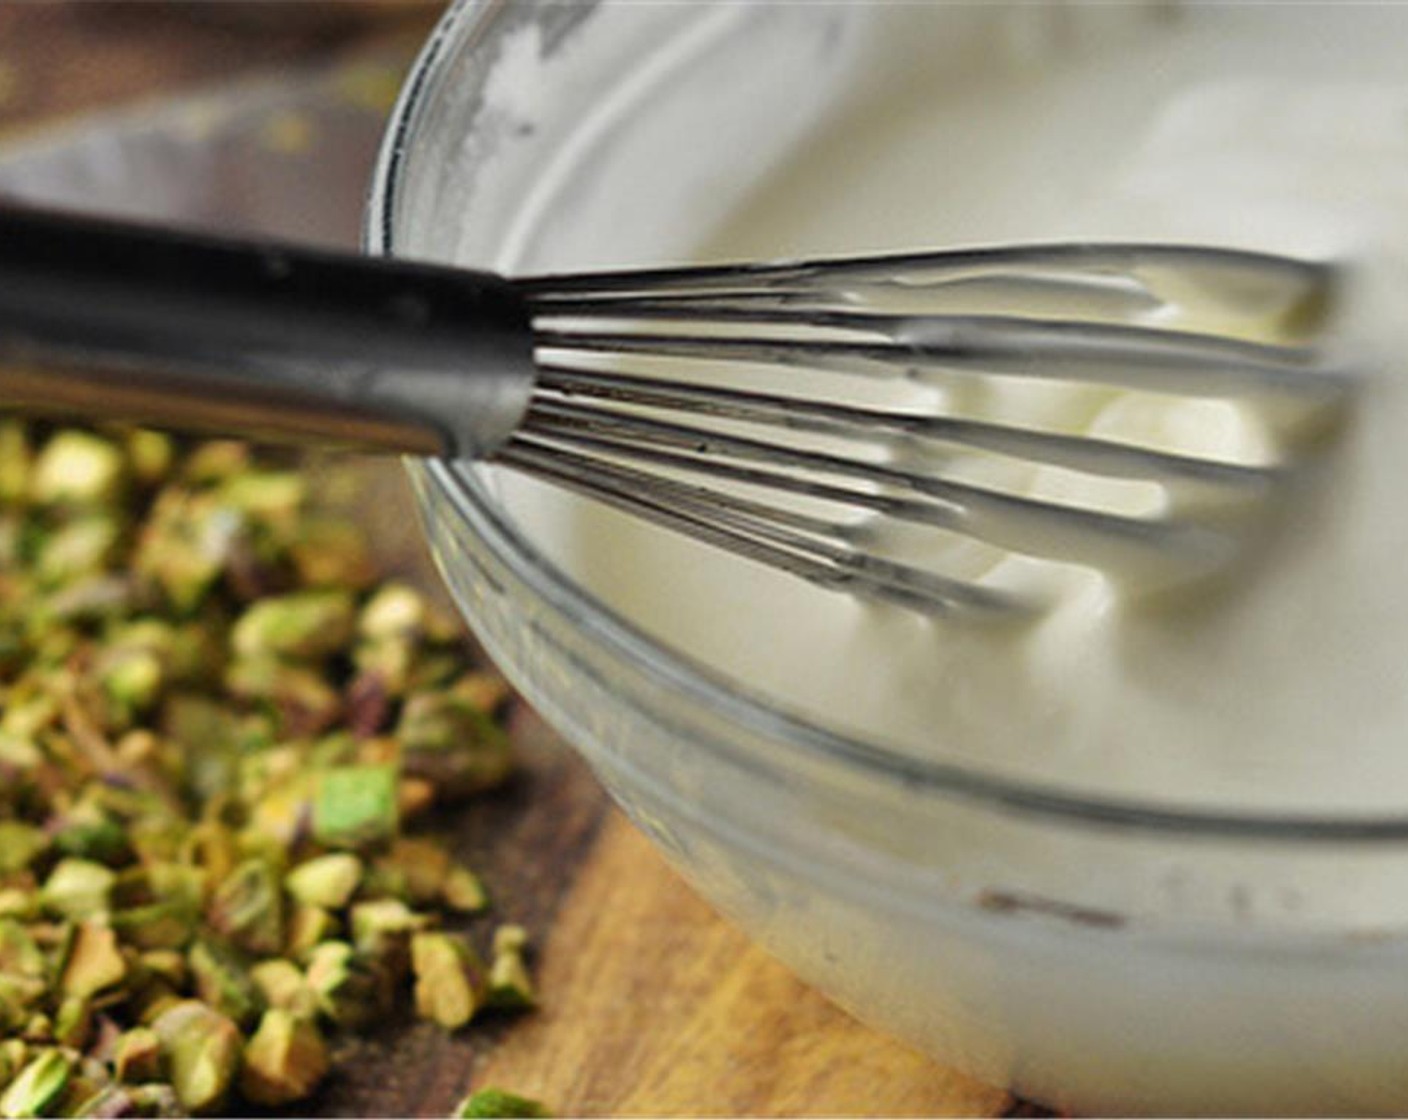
[506,242,1346,614]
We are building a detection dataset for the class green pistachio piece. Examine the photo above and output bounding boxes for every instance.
[454,1088,551,1119]
[376,839,448,907]
[149,1001,241,1116]
[0,421,31,505]
[0,921,46,979]
[303,942,385,1030]
[52,997,90,1050]
[98,649,164,723]
[181,441,249,485]
[30,431,125,507]
[396,692,513,799]
[350,898,430,964]
[239,1010,329,1107]
[441,865,490,915]
[187,940,264,1030]
[205,859,283,958]
[284,906,339,960]
[409,932,485,1031]
[136,950,187,991]
[230,590,355,661]
[0,1041,27,1085]
[34,517,121,587]
[248,960,317,1021]
[312,766,398,852]
[108,904,194,954]
[223,658,342,738]
[123,429,176,487]
[486,925,536,1011]
[284,854,363,911]
[0,824,48,876]
[59,924,127,1000]
[40,862,116,923]
[0,1049,72,1119]
[51,812,128,866]
[216,470,304,527]
[357,583,426,641]
[112,1027,163,1086]
[0,977,45,1034]
[289,517,374,590]
[132,491,238,614]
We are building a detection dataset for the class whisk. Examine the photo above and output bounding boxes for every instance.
[0,205,1347,615]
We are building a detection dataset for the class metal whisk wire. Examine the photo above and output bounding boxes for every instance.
[500,243,1346,615]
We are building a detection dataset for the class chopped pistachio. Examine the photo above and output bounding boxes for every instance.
[108,905,192,954]
[231,591,354,662]
[50,811,127,866]
[312,766,398,852]
[39,861,115,923]
[99,1083,183,1118]
[181,441,249,485]
[441,865,490,914]
[205,859,282,958]
[0,892,36,923]
[135,951,186,991]
[223,658,341,738]
[0,828,47,879]
[397,777,436,820]
[215,470,304,528]
[303,942,384,1030]
[123,430,175,488]
[60,925,127,1001]
[132,491,238,614]
[34,517,121,587]
[0,426,528,1113]
[149,1002,240,1115]
[410,932,485,1031]
[0,1040,26,1088]
[284,906,338,960]
[284,854,362,911]
[239,1010,329,1107]
[350,898,430,964]
[289,517,374,590]
[112,1029,163,1085]
[248,960,317,1021]
[0,977,45,1033]
[0,1048,72,1119]
[351,642,414,698]
[0,921,45,980]
[486,925,536,1011]
[377,838,449,907]
[186,941,263,1030]
[52,1056,114,1118]
[452,671,513,715]
[357,583,425,641]
[0,422,30,505]
[31,431,125,507]
[18,1014,49,1045]
[52,997,90,1050]
[454,1088,552,1119]
[97,649,164,724]
[396,692,513,798]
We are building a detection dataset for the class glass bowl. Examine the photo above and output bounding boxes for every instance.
[367,4,1408,1114]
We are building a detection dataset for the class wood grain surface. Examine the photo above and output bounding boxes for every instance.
[0,7,1028,1115]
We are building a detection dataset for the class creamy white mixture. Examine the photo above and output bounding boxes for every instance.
[510,4,1408,813]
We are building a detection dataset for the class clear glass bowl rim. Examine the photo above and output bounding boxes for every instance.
[365,0,1408,846]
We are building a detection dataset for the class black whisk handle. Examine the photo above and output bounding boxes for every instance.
[0,203,537,458]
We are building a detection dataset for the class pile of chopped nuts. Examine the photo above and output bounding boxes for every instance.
[0,421,538,1117]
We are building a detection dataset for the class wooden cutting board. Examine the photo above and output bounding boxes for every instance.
[0,8,1027,1115]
